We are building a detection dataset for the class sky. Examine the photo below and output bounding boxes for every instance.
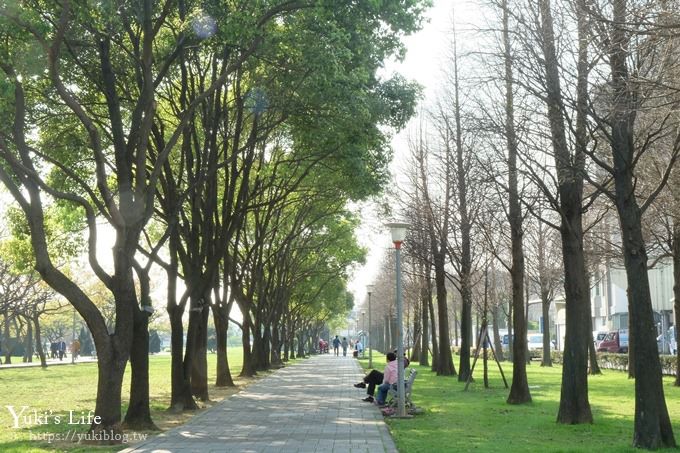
[345,0,477,314]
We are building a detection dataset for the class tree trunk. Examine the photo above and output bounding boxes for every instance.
[452,299,459,348]
[188,302,210,401]
[492,304,504,362]
[617,200,675,447]
[24,319,33,363]
[32,315,47,367]
[389,311,398,352]
[281,315,289,361]
[124,308,156,429]
[504,0,529,404]
[555,212,592,422]
[541,292,552,367]
[168,305,196,411]
[3,312,11,364]
[588,337,602,375]
[434,250,456,376]
[420,281,430,366]
[607,0,675,445]
[429,281,439,371]
[507,297,513,362]
[263,323,272,368]
[213,304,235,387]
[537,0,591,421]
[270,321,283,368]
[458,277,472,381]
[674,221,680,387]
[89,338,127,441]
[411,283,422,363]
[297,331,305,358]
[251,317,268,371]
[241,318,256,377]
[167,234,196,411]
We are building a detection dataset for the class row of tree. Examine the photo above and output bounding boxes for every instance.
[0,0,427,441]
[360,0,680,449]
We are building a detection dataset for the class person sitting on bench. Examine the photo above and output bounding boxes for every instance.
[374,352,398,406]
[354,351,409,402]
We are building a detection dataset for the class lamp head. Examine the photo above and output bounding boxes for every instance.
[385,222,410,248]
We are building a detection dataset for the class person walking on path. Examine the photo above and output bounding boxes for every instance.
[71,338,80,361]
[57,338,66,360]
[341,337,349,357]
[332,335,341,356]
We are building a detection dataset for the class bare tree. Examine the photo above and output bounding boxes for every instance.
[580,0,680,446]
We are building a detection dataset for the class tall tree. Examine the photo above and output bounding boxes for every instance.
[501,0,531,404]
[0,0,313,436]
[585,0,678,446]
[413,123,457,376]
[532,0,593,422]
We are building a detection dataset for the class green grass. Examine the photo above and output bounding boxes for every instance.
[0,350,251,452]
[6,350,680,452]
[359,352,680,452]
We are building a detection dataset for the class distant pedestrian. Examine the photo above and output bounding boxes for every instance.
[71,339,81,361]
[50,342,58,359]
[341,337,349,357]
[58,339,66,360]
[332,335,341,356]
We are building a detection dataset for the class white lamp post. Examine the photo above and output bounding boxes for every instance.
[367,284,375,368]
[386,221,409,417]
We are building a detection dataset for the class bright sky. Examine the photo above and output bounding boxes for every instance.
[345,0,477,312]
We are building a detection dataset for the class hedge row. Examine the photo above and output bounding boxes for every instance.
[550,351,679,376]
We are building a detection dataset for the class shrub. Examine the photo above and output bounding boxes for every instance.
[550,350,678,375]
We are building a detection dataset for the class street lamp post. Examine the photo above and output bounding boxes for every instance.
[361,311,366,356]
[386,221,409,418]
[367,285,375,369]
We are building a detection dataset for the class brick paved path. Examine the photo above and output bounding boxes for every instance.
[122,353,396,453]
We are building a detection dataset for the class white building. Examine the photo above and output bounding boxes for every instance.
[552,259,675,352]
[590,260,674,332]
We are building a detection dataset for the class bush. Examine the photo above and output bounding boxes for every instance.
[550,350,678,375]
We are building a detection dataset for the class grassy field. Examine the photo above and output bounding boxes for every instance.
[359,352,680,453]
[5,350,680,452]
[0,350,255,452]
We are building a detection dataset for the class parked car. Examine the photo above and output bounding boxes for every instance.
[593,330,608,349]
[527,333,554,359]
[597,329,629,353]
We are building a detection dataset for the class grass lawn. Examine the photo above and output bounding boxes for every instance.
[359,352,680,453]
[0,349,254,452]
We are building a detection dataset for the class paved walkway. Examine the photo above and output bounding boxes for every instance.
[122,354,397,453]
